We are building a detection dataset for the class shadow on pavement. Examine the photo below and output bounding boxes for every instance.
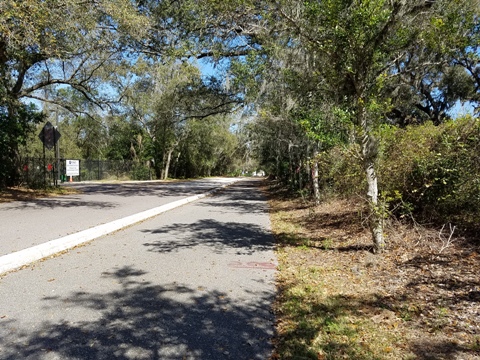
[198,181,269,215]
[66,181,224,198]
[0,198,117,211]
[142,180,272,255]
[142,219,274,256]
[0,266,275,360]
[0,180,230,211]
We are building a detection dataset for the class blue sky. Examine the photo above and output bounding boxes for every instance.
[449,100,477,118]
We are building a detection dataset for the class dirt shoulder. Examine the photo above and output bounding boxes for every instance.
[266,184,480,360]
[0,186,80,204]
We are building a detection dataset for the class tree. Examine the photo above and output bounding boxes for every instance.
[266,0,478,252]
[0,0,148,186]
[124,60,240,179]
[0,104,44,186]
[175,115,240,178]
[385,0,479,125]
[105,116,147,162]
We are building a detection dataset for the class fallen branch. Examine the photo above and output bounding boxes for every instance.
[438,223,456,254]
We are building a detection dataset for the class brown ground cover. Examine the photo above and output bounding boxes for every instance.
[0,186,79,203]
[267,184,480,360]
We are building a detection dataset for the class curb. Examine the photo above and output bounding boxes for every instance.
[0,179,240,275]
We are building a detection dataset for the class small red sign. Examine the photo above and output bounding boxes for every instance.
[47,163,53,171]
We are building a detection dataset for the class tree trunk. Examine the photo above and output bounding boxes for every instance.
[359,105,385,253]
[312,143,320,205]
[298,159,303,191]
[4,146,20,187]
[288,142,294,189]
[153,152,161,179]
[4,106,21,187]
[163,147,174,180]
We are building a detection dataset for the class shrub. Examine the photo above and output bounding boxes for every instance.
[379,116,480,230]
[319,116,480,231]
[317,144,364,198]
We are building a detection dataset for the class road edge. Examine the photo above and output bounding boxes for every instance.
[0,179,241,275]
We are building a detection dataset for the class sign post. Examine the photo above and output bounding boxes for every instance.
[39,121,61,186]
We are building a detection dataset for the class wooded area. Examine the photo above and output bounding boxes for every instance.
[1,0,479,249]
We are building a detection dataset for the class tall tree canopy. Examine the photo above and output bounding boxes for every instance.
[0,0,147,186]
[214,0,479,251]
[1,0,479,252]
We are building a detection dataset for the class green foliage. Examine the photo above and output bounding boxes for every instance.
[0,0,149,186]
[130,164,151,181]
[229,53,267,101]
[321,116,480,230]
[177,116,240,178]
[105,118,147,162]
[0,103,44,188]
[316,144,365,198]
[407,117,480,226]
[296,107,351,149]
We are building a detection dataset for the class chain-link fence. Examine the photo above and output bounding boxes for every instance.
[80,159,154,181]
[19,158,154,187]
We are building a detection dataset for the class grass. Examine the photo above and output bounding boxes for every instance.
[266,182,480,360]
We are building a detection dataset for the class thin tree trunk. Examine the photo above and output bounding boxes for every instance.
[298,159,303,191]
[4,106,21,187]
[288,142,294,189]
[359,105,385,253]
[276,147,281,180]
[163,147,174,180]
[172,151,181,178]
[312,143,320,205]
[160,120,167,180]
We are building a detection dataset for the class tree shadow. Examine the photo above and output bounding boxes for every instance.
[275,284,477,360]
[0,197,117,210]
[335,244,374,252]
[409,340,472,360]
[300,209,366,238]
[0,265,275,360]
[0,179,242,211]
[142,219,274,256]
[273,291,387,359]
[197,181,269,215]
[66,179,233,198]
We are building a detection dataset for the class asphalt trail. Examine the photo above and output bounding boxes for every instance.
[0,178,239,256]
[0,179,277,359]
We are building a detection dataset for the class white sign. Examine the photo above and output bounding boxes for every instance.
[66,159,80,176]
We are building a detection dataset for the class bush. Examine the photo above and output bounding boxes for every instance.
[379,116,480,229]
[317,144,364,198]
[130,164,152,181]
[318,116,480,231]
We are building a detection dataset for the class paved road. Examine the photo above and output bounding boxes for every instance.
[0,178,240,256]
[0,179,277,359]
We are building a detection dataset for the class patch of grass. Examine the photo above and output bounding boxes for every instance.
[398,304,420,322]
[321,237,334,250]
[469,337,480,352]
[275,284,391,359]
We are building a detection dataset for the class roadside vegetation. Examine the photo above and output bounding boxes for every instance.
[266,115,480,359]
[0,186,79,204]
[268,189,480,360]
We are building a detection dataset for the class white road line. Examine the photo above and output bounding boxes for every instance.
[0,179,241,275]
